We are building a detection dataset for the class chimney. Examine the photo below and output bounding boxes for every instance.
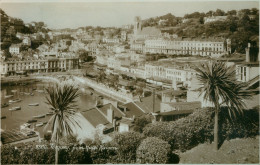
[123,106,127,113]
[112,119,116,131]
[153,88,156,113]
[107,105,114,123]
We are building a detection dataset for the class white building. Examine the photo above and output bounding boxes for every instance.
[9,44,21,54]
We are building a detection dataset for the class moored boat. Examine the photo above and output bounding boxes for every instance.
[43,121,48,124]
[20,123,31,130]
[9,106,21,111]
[9,99,22,103]
[4,95,14,99]
[24,92,30,95]
[28,103,39,106]
[11,90,17,93]
[33,114,45,119]
[1,103,9,108]
[27,119,37,123]
[30,93,34,96]
[36,122,44,127]
[1,116,7,119]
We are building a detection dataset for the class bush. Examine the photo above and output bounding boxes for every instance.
[143,107,259,152]
[0,142,116,164]
[136,137,171,164]
[112,131,144,163]
[133,115,152,133]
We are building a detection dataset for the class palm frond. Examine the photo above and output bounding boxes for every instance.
[195,61,253,119]
[44,83,81,142]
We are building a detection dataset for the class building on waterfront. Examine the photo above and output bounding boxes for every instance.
[0,57,79,76]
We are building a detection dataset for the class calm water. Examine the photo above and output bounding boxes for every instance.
[1,82,112,137]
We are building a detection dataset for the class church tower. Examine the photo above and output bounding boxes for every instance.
[134,16,142,36]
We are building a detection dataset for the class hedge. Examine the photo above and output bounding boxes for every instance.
[143,107,259,152]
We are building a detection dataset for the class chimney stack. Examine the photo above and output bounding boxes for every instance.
[153,88,156,113]
[107,105,114,123]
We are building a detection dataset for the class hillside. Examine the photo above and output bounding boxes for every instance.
[142,8,259,54]
[0,8,49,50]
[180,136,259,164]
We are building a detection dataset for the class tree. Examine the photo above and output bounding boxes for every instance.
[214,9,225,16]
[44,84,81,164]
[136,137,171,164]
[77,49,91,62]
[133,115,152,133]
[195,61,251,150]
[112,131,143,163]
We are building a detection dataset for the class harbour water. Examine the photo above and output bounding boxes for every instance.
[1,82,113,138]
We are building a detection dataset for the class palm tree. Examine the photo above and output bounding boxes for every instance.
[44,84,81,164]
[195,61,251,150]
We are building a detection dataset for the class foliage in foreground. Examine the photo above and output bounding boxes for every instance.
[136,137,172,164]
[112,131,144,163]
[143,107,259,152]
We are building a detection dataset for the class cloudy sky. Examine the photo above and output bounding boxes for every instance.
[1,0,259,29]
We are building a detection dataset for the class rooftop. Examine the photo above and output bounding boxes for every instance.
[135,95,161,113]
[98,103,126,119]
[121,102,145,118]
[81,107,110,127]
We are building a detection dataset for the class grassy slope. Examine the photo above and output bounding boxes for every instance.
[179,136,259,164]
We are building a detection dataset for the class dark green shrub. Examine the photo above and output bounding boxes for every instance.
[112,131,144,163]
[133,115,152,133]
[136,137,171,164]
[143,107,259,152]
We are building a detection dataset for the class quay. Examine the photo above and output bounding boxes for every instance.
[1,129,39,145]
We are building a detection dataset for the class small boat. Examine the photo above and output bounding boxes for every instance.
[24,92,30,95]
[43,121,48,124]
[36,122,44,127]
[28,103,39,106]
[33,114,45,119]
[1,116,7,119]
[27,119,37,123]
[11,90,17,93]
[1,103,9,108]
[4,95,13,99]
[20,123,31,129]
[9,99,22,103]
[30,93,34,96]
[46,112,54,116]
[9,106,21,111]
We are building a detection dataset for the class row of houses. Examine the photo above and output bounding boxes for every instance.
[130,38,231,57]
[0,57,79,76]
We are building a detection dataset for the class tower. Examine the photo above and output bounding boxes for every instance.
[134,16,142,36]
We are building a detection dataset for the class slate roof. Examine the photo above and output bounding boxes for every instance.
[134,95,161,113]
[81,107,109,127]
[121,102,145,118]
[99,103,126,119]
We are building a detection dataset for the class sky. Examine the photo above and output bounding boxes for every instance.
[1,0,259,29]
